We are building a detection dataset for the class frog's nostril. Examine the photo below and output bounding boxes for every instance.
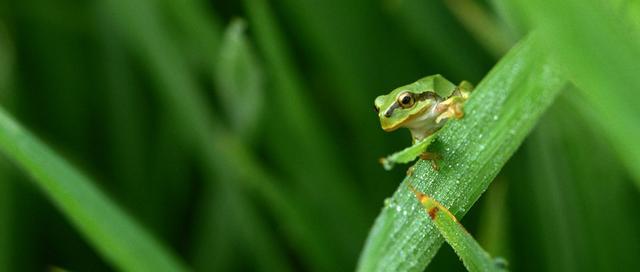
[374,104,380,113]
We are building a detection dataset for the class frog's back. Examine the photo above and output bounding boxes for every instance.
[414,74,457,98]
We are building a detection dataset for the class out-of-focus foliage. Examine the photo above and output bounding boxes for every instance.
[0,0,638,271]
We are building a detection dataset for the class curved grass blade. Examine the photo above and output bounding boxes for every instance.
[0,107,188,272]
[515,0,640,188]
[408,186,507,272]
[357,34,565,271]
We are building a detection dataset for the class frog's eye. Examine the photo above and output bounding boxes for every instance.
[397,92,415,108]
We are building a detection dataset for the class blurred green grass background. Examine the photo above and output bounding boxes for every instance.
[0,0,639,271]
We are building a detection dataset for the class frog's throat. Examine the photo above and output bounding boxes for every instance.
[381,105,431,132]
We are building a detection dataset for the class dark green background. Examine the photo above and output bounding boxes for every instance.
[0,0,638,271]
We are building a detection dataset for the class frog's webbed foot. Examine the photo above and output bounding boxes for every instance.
[420,151,441,171]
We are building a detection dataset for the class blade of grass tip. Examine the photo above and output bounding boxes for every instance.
[444,0,514,57]
[0,107,188,272]
[515,0,640,189]
[387,0,492,80]
[242,0,368,260]
[99,0,335,269]
[357,34,565,272]
[189,18,281,270]
[206,21,292,271]
[409,187,506,272]
[215,19,264,141]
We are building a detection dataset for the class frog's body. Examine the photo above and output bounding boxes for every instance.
[374,75,472,142]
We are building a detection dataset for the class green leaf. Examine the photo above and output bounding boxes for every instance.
[357,34,565,271]
[0,107,187,272]
[507,93,640,271]
[243,0,369,266]
[515,0,640,188]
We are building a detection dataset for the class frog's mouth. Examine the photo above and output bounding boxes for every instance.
[380,105,430,132]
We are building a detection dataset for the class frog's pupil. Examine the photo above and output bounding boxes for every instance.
[402,95,411,105]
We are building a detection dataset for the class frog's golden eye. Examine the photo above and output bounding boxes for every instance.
[397,92,415,108]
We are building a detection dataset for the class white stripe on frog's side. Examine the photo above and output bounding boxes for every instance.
[404,99,447,142]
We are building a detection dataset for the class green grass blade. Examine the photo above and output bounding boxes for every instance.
[100,0,332,269]
[0,107,188,272]
[508,94,640,271]
[515,0,640,188]
[357,34,565,271]
[215,19,264,140]
[388,0,492,80]
[444,0,514,57]
[409,188,505,272]
[243,0,368,264]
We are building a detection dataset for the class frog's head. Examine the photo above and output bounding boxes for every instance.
[374,82,437,132]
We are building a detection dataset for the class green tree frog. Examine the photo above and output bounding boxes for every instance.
[374,75,473,170]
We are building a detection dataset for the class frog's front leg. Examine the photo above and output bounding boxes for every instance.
[435,94,469,124]
[435,82,473,124]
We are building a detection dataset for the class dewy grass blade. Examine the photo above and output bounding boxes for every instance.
[357,34,565,271]
[0,107,188,272]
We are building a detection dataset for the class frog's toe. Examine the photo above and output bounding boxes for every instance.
[420,152,441,171]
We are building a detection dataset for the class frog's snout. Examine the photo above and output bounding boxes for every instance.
[380,117,398,132]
